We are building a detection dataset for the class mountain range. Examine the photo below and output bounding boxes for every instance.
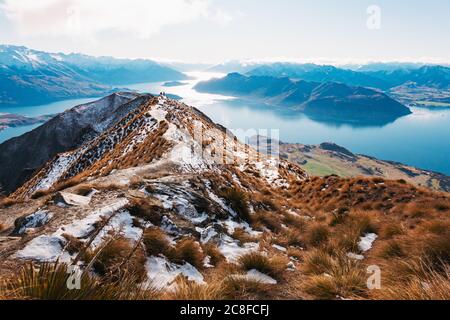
[0,45,186,107]
[246,63,450,90]
[195,73,411,124]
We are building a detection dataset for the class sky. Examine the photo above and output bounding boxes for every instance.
[0,0,449,64]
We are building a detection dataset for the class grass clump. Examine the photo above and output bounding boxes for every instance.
[302,253,367,300]
[126,198,163,225]
[142,227,172,257]
[89,237,147,282]
[171,238,205,269]
[238,252,287,279]
[222,188,251,222]
[304,223,330,247]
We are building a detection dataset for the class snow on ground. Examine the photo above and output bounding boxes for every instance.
[272,244,287,252]
[220,218,262,237]
[218,235,259,263]
[15,199,129,262]
[146,256,205,289]
[347,252,365,260]
[245,269,277,284]
[90,210,143,249]
[230,269,277,285]
[33,152,78,192]
[254,158,289,188]
[358,233,378,252]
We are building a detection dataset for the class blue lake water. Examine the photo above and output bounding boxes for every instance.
[1,72,449,175]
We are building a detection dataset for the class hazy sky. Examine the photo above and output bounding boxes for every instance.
[0,0,449,64]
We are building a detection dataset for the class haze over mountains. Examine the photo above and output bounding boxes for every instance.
[0,45,186,107]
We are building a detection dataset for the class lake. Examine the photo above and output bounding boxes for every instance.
[1,72,449,175]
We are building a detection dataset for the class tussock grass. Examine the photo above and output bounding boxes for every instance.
[376,239,406,259]
[380,221,405,239]
[302,253,367,300]
[126,198,163,225]
[142,228,172,257]
[171,238,205,269]
[221,276,272,300]
[232,228,259,244]
[303,249,335,275]
[372,258,450,300]
[304,223,330,247]
[253,211,282,233]
[3,262,159,300]
[61,234,84,255]
[202,243,225,266]
[88,237,147,282]
[238,252,287,279]
[221,188,251,222]
[164,277,223,300]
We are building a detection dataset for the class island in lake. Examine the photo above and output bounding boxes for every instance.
[0,113,54,132]
[195,73,412,125]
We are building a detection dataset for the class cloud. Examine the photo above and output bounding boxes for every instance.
[1,0,232,38]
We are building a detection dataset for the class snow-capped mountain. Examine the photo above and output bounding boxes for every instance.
[0,45,186,107]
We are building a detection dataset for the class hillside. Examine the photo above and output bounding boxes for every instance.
[195,73,411,124]
[248,137,450,193]
[0,92,146,194]
[0,94,448,301]
[0,45,186,107]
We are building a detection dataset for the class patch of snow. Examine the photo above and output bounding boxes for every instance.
[33,152,78,192]
[218,235,259,263]
[347,252,365,260]
[358,233,378,252]
[221,218,261,237]
[145,256,204,289]
[232,269,277,285]
[272,244,287,252]
[91,210,143,249]
[15,199,128,262]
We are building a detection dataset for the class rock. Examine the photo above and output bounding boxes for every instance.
[12,210,53,235]
[53,192,91,207]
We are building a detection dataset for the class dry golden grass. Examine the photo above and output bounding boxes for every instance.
[376,239,406,259]
[171,238,205,269]
[302,249,335,275]
[202,243,225,266]
[221,187,251,222]
[142,227,172,257]
[304,223,330,248]
[232,228,259,244]
[88,237,147,282]
[252,211,283,233]
[2,261,160,300]
[302,253,367,300]
[163,277,224,300]
[61,233,84,255]
[220,276,273,300]
[238,252,288,279]
[126,198,163,225]
[380,221,405,239]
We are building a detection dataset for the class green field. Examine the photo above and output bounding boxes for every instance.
[416,101,450,108]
